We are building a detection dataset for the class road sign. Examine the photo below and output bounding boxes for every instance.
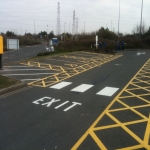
[7,39,19,50]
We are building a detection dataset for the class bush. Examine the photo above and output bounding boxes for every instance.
[142,36,150,46]
[37,51,54,56]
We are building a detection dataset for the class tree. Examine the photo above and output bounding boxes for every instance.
[6,31,17,37]
[132,21,148,36]
[98,27,117,39]
[38,31,47,39]
[48,31,54,39]
[143,26,150,37]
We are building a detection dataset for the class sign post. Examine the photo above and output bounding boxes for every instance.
[96,35,98,49]
[0,36,3,69]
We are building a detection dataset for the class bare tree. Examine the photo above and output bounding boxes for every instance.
[132,21,148,35]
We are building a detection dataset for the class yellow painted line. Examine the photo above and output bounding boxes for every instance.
[23,53,122,87]
[106,112,150,149]
[109,104,150,112]
[90,131,107,150]
[116,99,148,119]
[46,58,84,64]
[0,86,32,99]
[71,58,150,149]
[116,144,144,150]
[143,114,150,145]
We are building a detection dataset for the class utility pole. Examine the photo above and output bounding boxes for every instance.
[84,22,85,34]
[47,25,49,47]
[140,0,143,38]
[118,0,120,37]
[34,22,35,34]
[56,2,61,36]
[64,22,66,41]
[76,18,78,34]
[111,20,112,31]
[73,10,75,35]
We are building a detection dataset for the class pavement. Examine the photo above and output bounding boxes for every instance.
[0,50,150,150]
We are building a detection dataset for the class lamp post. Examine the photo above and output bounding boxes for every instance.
[140,0,143,38]
[84,22,85,34]
[64,22,66,41]
[47,25,49,47]
[118,0,120,37]
[34,22,35,34]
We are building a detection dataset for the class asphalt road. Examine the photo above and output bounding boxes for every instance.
[0,50,150,150]
[2,44,46,64]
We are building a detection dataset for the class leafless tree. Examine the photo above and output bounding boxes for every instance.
[132,21,148,35]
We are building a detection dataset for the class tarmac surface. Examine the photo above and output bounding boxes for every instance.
[0,50,150,150]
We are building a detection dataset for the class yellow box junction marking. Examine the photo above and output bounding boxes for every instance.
[20,52,122,87]
[71,58,150,150]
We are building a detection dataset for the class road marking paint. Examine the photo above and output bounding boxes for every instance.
[42,98,60,107]
[63,102,82,111]
[71,58,150,150]
[55,101,69,109]
[50,81,72,89]
[3,66,32,67]
[71,84,94,92]
[2,73,56,76]
[96,87,119,96]
[0,86,32,99]
[1,69,51,71]
[32,97,51,104]
[32,96,82,112]
[21,79,41,81]
[22,53,122,87]
[137,52,146,56]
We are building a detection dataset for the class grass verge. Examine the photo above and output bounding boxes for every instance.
[0,75,18,89]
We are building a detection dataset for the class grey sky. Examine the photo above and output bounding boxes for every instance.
[0,0,150,35]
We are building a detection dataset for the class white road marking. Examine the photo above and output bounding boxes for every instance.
[63,102,82,111]
[1,69,51,71]
[32,97,51,104]
[55,101,69,109]
[137,52,146,56]
[21,79,41,81]
[50,81,72,89]
[2,73,56,76]
[71,84,94,92]
[96,87,119,96]
[3,66,32,67]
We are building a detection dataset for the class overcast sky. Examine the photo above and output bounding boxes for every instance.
[0,0,150,35]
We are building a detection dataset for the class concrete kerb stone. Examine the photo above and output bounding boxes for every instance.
[0,82,27,95]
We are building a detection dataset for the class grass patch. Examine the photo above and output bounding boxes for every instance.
[0,75,18,89]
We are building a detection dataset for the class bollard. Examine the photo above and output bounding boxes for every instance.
[0,36,3,69]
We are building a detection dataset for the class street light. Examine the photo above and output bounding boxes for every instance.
[140,0,143,38]
[118,0,120,37]
[64,22,66,41]
[84,22,85,34]
[34,22,35,34]
[47,25,49,47]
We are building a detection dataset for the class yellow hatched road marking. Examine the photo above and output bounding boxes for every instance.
[22,52,122,87]
[71,58,150,150]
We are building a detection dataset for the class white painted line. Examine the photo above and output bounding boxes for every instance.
[1,69,51,71]
[63,102,82,111]
[96,87,119,96]
[3,66,32,67]
[71,84,94,92]
[55,101,69,109]
[2,73,56,76]
[50,81,72,89]
[21,79,40,81]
